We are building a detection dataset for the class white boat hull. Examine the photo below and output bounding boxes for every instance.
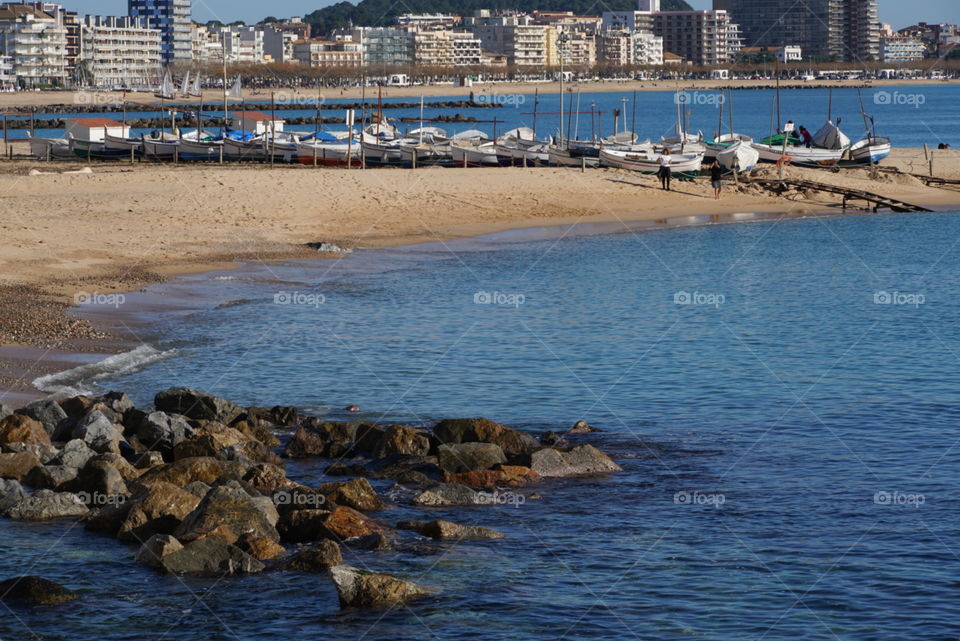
[752,143,845,167]
[849,137,891,164]
[716,141,760,171]
[600,148,704,177]
[450,142,499,167]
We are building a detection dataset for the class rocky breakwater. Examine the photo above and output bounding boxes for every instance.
[0,388,621,612]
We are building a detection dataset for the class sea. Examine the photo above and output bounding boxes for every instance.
[3,205,960,640]
[3,83,957,149]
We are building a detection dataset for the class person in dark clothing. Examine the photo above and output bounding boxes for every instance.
[799,126,813,147]
[709,160,723,200]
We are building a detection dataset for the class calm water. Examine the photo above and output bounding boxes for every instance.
[5,83,957,149]
[5,211,960,640]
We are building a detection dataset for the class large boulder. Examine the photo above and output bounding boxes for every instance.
[441,465,539,489]
[0,576,78,605]
[285,540,342,571]
[433,418,539,457]
[282,426,328,458]
[366,455,442,481]
[154,388,244,425]
[118,481,201,543]
[235,533,285,560]
[397,520,505,541]
[0,451,42,481]
[24,465,79,491]
[71,460,128,500]
[0,415,51,446]
[5,490,89,520]
[137,457,249,488]
[0,479,27,513]
[436,443,506,474]
[132,411,194,457]
[70,411,124,454]
[171,423,252,461]
[53,439,96,469]
[160,537,264,576]
[328,565,429,609]
[411,483,485,507]
[133,534,184,569]
[318,478,385,513]
[15,401,67,438]
[319,506,388,542]
[174,483,280,544]
[528,444,622,478]
[278,508,332,544]
[373,425,431,458]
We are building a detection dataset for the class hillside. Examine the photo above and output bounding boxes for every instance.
[304,0,694,35]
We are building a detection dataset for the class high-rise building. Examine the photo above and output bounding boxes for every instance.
[603,6,741,66]
[464,11,547,67]
[128,0,191,65]
[80,16,162,88]
[0,2,68,87]
[715,0,880,62]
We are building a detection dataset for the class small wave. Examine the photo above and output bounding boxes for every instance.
[32,345,177,398]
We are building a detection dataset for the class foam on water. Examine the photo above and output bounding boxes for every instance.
[32,344,177,397]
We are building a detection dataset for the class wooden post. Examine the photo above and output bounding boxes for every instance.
[922,143,929,161]
[463,153,467,169]
[411,151,417,170]
[313,145,317,167]
[130,145,135,165]
[46,143,51,162]
[929,152,934,177]
[361,148,366,170]
[174,147,179,164]
[581,156,585,173]
[219,144,223,165]
[2,114,7,158]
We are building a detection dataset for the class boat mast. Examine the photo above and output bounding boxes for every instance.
[631,90,637,140]
[222,38,228,131]
[727,87,734,135]
[856,88,871,141]
[532,88,539,140]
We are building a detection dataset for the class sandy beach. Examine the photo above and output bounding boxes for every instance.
[0,146,958,400]
[0,77,956,109]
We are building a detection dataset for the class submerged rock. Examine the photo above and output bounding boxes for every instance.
[436,442,506,474]
[0,576,78,605]
[397,519,504,541]
[411,483,484,507]
[567,420,602,434]
[529,444,622,478]
[154,388,245,425]
[160,537,265,576]
[285,540,342,571]
[328,565,429,609]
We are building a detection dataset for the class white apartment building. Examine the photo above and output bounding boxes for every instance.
[0,53,13,89]
[80,16,161,88]
[192,24,222,63]
[221,25,264,64]
[465,11,546,67]
[0,2,67,88]
[881,35,926,62]
[293,39,362,67]
[776,44,802,62]
[598,29,663,66]
[413,29,483,67]
[395,14,460,29]
[632,29,663,64]
[452,32,482,66]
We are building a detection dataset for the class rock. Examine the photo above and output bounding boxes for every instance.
[329,565,429,609]
[282,426,328,458]
[411,483,484,507]
[0,478,27,512]
[441,465,539,489]
[89,453,140,482]
[0,576,78,605]
[397,519,505,540]
[24,465,79,491]
[71,411,124,454]
[5,490,89,520]
[4,442,58,463]
[278,508,331,543]
[433,418,539,457]
[320,506,387,542]
[133,411,194,457]
[58,395,94,419]
[567,420,602,434]
[182,481,212,498]
[373,425,430,458]
[250,495,280,527]
[347,532,392,550]
[325,463,369,477]
[318,478,385,512]
[137,457,248,488]
[343,405,360,413]
[367,455,441,481]
[353,423,386,454]
[436,442,506,474]
[219,441,282,466]
[232,420,281,447]
[529,444,622,478]
[235,533,285,560]
[0,415,51,446]
[71,460,128,500]
[0,403,11,421]
[154,388,244,425]
[101,391,134,414]
[285,540,342,571]
[15,401,67,438]
[540,431,569,447]
[241,463,294,494]
[118,481,201,543]
[0,451,42,481]
[134,534,184,569]
[134,451,165,469]
[172,422,251,460]
[160,537,264,576]
[53,439,96,469]
[174,482,279,544]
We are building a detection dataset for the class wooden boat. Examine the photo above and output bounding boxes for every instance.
[177,133,223,162]
[599,147,704,178]
[716,140,760,171]
[705,133,754,160]
[27,135,71,159]
[142,132,180,160]
[295,135,360,166]
[751,122,848,167]
[548,141,601,167]
[449,130,498,167]
[104,133,143,155]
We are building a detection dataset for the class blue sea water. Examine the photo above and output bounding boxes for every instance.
[5,83,957,149]
[4,210,960,640]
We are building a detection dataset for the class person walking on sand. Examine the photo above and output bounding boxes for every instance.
[709,160,723,200]
[657,148,673,191]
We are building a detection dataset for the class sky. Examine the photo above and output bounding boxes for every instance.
[63,0,960,30]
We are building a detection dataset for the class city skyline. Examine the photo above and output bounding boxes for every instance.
[56,0,960,30]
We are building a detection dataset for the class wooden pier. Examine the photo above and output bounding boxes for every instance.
[747,177,934,213]
[876,167,960,190]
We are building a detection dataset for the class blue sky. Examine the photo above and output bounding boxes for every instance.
[66,0,960,30]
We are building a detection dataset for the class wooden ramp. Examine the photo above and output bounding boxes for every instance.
[747,177,934,213]
[877,167,960,190]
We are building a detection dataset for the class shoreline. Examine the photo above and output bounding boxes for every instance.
[2,149,960,403]
[0,78,956,109]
